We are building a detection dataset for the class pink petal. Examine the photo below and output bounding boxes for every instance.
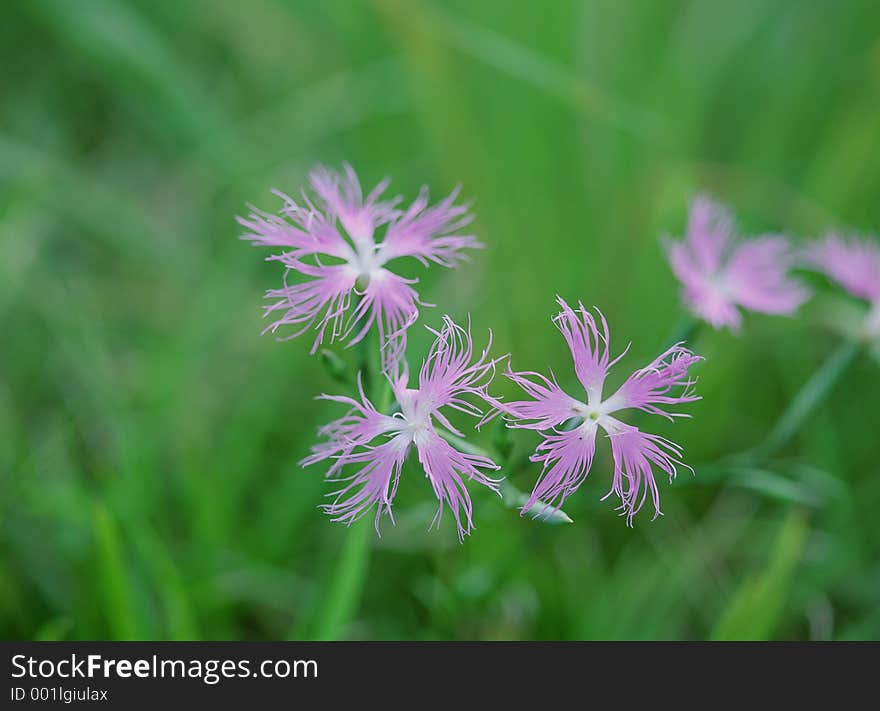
[345,268,422,373]
[724,236,810,315]
[553,298,622,402]
[309,163,400,244]
[605,424,689,526]
[415,430,501,541]
[501,367,580,429]
[803,234,880,303]
[416,316,502,419]
[301,374,402,476]
[685,194,733,273]
[605,345,702,419]
[523,424,598,514]
[321,434,411,533]
[380,185,480,267]
[262,261,357,351]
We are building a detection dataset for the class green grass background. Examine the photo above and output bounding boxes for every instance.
[2,0,879,641]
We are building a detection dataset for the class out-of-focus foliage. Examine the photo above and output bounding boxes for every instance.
[1,0,879,640]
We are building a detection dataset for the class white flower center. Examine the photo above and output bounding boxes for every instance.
[570,398,616,431]
[396,388,432,434]
[347,240,386,289]
[706,270,736,300]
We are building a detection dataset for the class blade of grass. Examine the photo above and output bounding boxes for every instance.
[710,510,809,640]
[26,0,236,164]
[33,617,74,641]
[90,502,146,639]
[406,0,664,141]
[126,523,199,640]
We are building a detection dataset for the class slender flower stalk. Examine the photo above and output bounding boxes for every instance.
[662,315,703,351]
[297,319,381,641]
[664,195,810,331]
[238,164,481,370]
[749,340,861,460]
[496,298,703,525]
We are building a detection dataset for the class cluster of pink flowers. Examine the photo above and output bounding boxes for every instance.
[664,194,880,337]
[240,170,877,541]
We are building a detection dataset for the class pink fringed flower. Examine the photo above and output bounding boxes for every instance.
[238,164,480,368]
[303,316,503,541]
[664,195,810,331]
[803,235,880,338]
[501,298,702,525]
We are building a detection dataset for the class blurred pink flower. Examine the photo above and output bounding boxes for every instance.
[303,316,503,541]
[803,235,880,337]
[238,164,480,368]
[500,298,702,525]
[664,195,809,331]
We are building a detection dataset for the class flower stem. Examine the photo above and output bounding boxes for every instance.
[306,517,372,640]
[303,321,381,641]
[663,314,702,349]
[749,340,861,461]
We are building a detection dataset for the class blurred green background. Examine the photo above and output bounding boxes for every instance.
[2,0,879,641]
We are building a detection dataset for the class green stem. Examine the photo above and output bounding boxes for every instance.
[663,314,702,349]
[749,340,861,461]
[306,518,372,640]
[299,314,382,641]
